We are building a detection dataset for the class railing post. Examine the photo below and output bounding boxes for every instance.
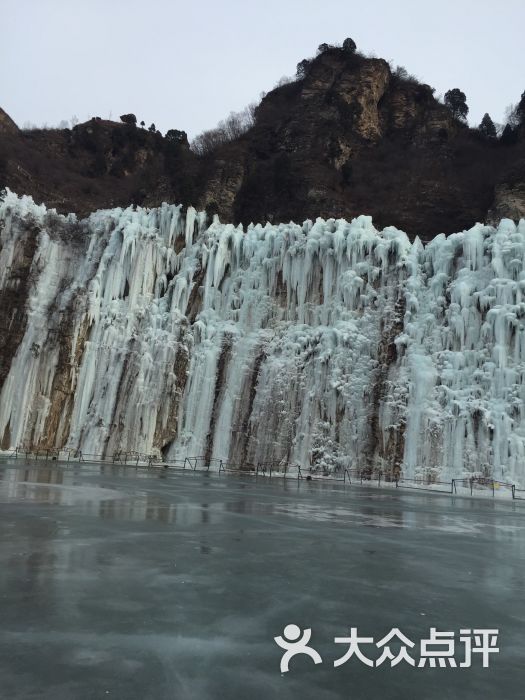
[470,477,473,496]
[378,471,382,488]
[492,479,495,498]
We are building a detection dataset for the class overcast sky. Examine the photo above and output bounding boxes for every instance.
[2,0,524,138]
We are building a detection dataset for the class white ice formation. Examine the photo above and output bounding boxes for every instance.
[1,190,525,482]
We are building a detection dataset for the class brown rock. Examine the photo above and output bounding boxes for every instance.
[487,183,525,224]
[0,107,18,135]
[1,48,525,239]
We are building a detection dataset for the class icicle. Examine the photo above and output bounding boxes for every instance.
[2,190,525,485]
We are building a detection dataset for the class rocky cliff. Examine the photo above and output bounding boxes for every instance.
[1,47,525,239]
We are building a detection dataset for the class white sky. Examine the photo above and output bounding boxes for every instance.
[2,0,524,137]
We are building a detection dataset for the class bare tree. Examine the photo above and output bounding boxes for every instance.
[190,104,257,156]
[504,103,520,128]
[274,75,293,88]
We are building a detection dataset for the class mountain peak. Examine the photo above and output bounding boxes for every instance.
[1,47,524,238]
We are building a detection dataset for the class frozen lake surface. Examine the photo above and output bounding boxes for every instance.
[0,460,523,699]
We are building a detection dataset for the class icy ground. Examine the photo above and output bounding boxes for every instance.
[0,459,523,699]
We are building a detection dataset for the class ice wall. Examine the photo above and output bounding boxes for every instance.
[1,190,525,482]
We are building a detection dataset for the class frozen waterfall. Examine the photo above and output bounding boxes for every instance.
[1,190,525,483]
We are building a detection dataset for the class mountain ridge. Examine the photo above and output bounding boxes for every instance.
[1,46,524,240]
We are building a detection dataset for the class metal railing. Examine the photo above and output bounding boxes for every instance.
[451,476,516,498]
[3,447,524,500]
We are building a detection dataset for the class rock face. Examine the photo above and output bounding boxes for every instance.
[301,55,392,140]
[488,183,525,224]
[2,191,525,484]
[0,108,18,135]
[1,47,525,239]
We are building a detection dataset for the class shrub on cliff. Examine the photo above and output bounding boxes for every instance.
[120,114,137,126]
[296,59,312,79]
[317,43,335,55]
[444,89,468,121]
[165,129,188,146]
[342,37,357,53]
[392,65,418,83]
[478,113,497,139]
[500,124,519,145]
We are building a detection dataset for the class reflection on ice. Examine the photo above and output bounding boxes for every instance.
[0,461,524,699]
